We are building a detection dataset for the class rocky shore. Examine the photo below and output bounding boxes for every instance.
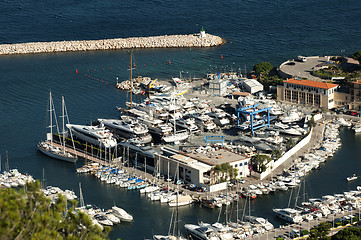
[0,33,224,55]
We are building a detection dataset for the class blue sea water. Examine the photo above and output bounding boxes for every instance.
[1,0,361,239]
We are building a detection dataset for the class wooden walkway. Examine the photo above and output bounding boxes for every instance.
[52,142,110,166]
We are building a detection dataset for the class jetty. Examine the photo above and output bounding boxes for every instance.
[50,141,112,166]
[0,32,224,55]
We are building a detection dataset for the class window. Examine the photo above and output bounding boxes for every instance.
[244,162,248,165]
[239,163,243,166]
[329,99,333,103]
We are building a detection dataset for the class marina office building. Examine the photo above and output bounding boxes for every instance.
[277,78,339,109]
[157,146,250,190]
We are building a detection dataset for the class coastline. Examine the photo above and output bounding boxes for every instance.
[0,33,225,55]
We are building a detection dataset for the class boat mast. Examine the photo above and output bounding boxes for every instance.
[49,91,53,146]
[79,183,85,208]
[62,96,66,154]
[130,49,133,109]
[63,96,77,155]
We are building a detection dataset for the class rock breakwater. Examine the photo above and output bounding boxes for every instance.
[0,33,224,55]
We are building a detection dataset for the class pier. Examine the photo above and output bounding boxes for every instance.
[51,141,113,166]
[0,33,224,55]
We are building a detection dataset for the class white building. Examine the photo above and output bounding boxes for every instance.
[158,146,251,188]
[243,79,264,94]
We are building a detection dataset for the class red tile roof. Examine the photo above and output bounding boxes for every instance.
[284,78,338,89]
[354,79,361,85]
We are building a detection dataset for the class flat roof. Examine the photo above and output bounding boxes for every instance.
[186,147,249,166]
[171,154,197,164]
[284,78,338,90]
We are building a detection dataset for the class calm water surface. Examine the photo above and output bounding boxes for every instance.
[1,0,361,239]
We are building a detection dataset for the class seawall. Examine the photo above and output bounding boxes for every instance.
[0,33,224,55]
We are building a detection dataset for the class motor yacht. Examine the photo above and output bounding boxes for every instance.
[347,174,358,182]
[98,116,152,143]
[111,206,133,222]
[280,110,303,124]
[184,224,220,240]
[207,109,231,127]
[273,208,303,223]
[175,118,199,132]
[189,113,217,132]
[244,216,274,231]
[66,124,117,148]
[138,116,173,137]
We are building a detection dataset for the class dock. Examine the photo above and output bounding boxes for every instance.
[51,141,111,166]
[249,210,360,240]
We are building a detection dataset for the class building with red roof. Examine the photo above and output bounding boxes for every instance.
[277,78,339,109]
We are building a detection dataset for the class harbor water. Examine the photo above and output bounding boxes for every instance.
[1,0,361,239]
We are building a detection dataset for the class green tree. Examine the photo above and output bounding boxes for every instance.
[251,154,271,173]
[332,226,361,240]
[0,180,110,240]
[253,62,274,76]
[271,149,282,159]
[309,222,332,240]
[352,50,361,62]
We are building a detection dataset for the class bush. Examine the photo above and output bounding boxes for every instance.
[301,229,309,236]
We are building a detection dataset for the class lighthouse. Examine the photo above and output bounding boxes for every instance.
[200,26,206,38]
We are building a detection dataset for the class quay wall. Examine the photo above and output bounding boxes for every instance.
[0,33,224,55]
[252,128,314,180]
[273,127,313,170]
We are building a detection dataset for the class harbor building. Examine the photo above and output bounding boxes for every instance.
[242,79,264,94]
[157,146,250,189]
[208,78,228,96]
[277,78,339,109]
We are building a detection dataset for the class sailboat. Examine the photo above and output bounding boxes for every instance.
[37,92,77,163]
[154,163,187,240]
[161,90,189,144]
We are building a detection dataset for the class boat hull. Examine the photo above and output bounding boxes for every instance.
[37,143,77,163]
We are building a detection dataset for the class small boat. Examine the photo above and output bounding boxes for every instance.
[347,174,358,182]
[111,206,133,222]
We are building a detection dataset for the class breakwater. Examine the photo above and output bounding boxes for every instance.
[0,33,224,55]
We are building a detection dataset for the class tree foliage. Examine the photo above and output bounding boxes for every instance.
[308,222,332,240]
[253,62,274,75]
[251,154,271,173]
[352,50,361,62]
[0,181,110,240]
[332,226,361,240]
[212,163,238,183]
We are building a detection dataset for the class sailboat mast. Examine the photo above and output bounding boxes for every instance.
[62,96,65,154]
[130,50,133,109]
[49,92,53,146]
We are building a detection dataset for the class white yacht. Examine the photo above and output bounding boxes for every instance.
[94,214,113,226]
[189,113,217,132]
[111,206,133,222]
[162,130,189,144]
[273,208,303,223]
[138,116,173,136]
[175,118,199,132]
[244,216,274,231]
[98,116,152,143]
[352,123,361,133]
[184,224,220,240]
[280,110,303,124]
[207,109,231,127]
[66,124,117,148]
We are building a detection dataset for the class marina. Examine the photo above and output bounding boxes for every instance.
[1,0,361,239]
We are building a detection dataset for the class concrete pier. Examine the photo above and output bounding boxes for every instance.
[0,33,224,55]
